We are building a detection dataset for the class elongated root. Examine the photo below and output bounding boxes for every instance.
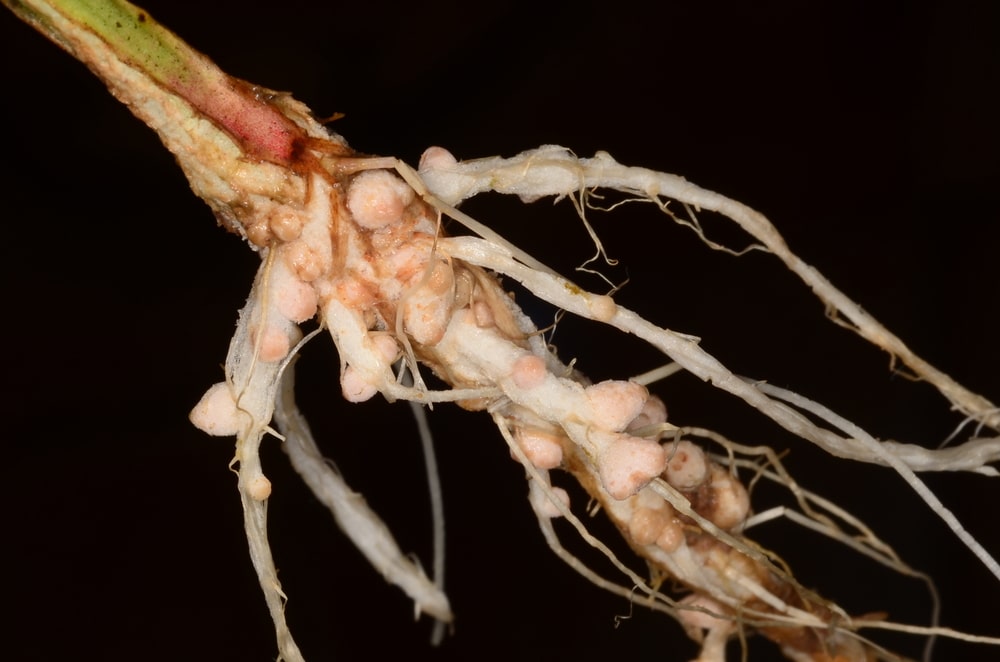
[273,364,452,624]
[186,137,999,660]
[11,1,994,658]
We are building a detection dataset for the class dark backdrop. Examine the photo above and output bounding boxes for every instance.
[2,2,997,660]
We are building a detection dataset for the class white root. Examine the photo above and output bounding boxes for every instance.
[273,364,452,623]
[212,252,307,662]
[419,146,1000,433]
[755,381,1000,582]
[14,2,995,659]
[190,147,995,659]
[437,231,1000,475]
[183,142,1000,660]
[100,48,991,657]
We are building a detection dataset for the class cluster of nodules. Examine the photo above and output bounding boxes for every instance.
[625,437,750,554]
[512,380,750,546]
[266,165,453,405]
[190,168,420,428]
[336,168,460,401]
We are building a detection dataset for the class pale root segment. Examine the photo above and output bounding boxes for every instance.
[677,595,739,662]
[184,137,999,660]
[187,168,455,658]
[411,147,1000,657]
[214,138,997,658]
[22,3,993,657]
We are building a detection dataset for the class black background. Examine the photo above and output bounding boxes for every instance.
[2,1,998,660]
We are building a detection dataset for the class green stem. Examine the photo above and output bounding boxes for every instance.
[5,0,308,165]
